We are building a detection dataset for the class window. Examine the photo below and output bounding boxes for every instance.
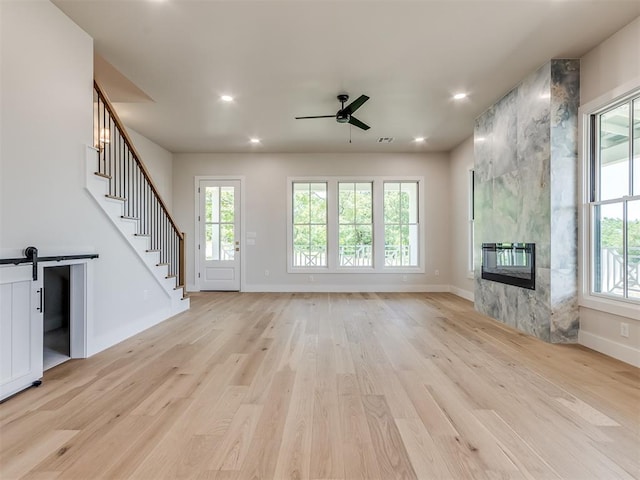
[589,92,640,302]
[383,182,419,266]
[468,169,475,274]
[292,182,327,267]
[287,177,424,272]
[338,182,373,266]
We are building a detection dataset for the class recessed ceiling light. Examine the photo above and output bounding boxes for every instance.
[221,95,234,102]
[475,136,486,142]
[414,137,426,143]
[453,93,467,100]
[249,138,260,144]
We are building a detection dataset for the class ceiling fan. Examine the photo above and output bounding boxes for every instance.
[295,94,370,130]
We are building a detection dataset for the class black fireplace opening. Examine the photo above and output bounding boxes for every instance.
[481,243,535,290]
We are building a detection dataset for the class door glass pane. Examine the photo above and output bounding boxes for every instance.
[594,202,624,296]
[633,99,639,195]
[220,187,235,223]
[628,200,640,299]
[205,187,219,223]
[599,103,629,200]
[205,223,219,261]
[220,224,235,260]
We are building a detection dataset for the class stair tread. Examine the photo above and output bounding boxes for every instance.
[94,172,112,179]
[146,249,161,252]
[121,215,139,220]
[134,233,151,237]
[105,194,127,201]
[166,274,177,279]
[157,263,170,266]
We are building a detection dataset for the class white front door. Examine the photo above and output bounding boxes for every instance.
[199,180,241,291]
[0,264,44,401]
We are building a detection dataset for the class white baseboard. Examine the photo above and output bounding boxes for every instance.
[450,286,474,302]
[88,307,172,356]
[579,330,640,367]
[242,284,451,293]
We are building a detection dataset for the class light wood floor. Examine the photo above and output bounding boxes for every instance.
[1,293,638,479]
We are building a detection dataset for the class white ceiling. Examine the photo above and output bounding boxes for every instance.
[53,0,640,154]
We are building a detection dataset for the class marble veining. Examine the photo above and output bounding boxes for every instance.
[474,59,579,344]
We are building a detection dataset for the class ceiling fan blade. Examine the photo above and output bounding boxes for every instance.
[295,115,335,119]
[342,95,369,115]
[348,116,370,131]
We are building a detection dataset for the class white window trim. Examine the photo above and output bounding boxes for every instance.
[286,176,425,274]
[467,168,475,279]
[578,79,640,321]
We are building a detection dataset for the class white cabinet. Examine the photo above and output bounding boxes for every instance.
[0,265,43,401]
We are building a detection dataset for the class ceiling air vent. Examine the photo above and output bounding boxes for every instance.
[377,137,394,143]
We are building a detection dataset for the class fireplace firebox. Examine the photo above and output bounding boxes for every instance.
[481,243,535,290]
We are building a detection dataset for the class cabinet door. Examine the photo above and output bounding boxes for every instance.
[0,265,43,401]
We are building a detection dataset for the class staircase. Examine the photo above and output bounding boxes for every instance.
[86,81,189,314]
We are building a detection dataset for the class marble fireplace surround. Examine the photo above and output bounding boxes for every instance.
[474,59,580,343]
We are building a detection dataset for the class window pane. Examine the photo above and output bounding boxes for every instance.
[309,225,327,266]
[205,223,219,261]
[384,183,400,223]
[594,202,624,296]
[355,183,373,224]
[634,99,639,195]
[293,183,310,224]
[339,183,355,224]
[309,183,327,224]
[403,182,418,223]
[205,187,219,223]
[220,187,234,223]
[628,200,640,299]
[407,224,419,266]
[600,103,629,200]
[385,225,402,266]
[293,225,310,267]
[339,225,372,267]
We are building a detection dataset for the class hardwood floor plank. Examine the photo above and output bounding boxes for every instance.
[361,395,417,480]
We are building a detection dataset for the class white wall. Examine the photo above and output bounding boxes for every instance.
[578,16,640,366]
[448,136,475,302]
[580,16,640,105]
[127,128,174,211]
[0,0,176,356]
[173,153,451,292]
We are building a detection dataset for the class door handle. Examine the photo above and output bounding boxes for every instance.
[37,288,43,313]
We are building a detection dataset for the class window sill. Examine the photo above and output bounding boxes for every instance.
[288,266,424,274]
[579,294,640,322]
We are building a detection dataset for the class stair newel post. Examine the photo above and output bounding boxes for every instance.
[179,232,186,290]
